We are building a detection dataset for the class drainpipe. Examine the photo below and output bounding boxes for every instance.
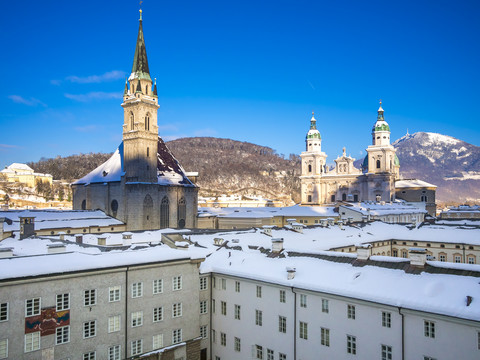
[398,307,404,360]
[125,266,129,359]
[291,287,297,360]
[210,273,213,360]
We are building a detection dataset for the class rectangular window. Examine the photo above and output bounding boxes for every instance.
[423,357,437,360]
[279,290,286,303]
[221,278,226,290]
[347,335,356,354]
[83,320,96,338]
[153,334,163,349]
[131,282,143,298]
[424,320,435,338]
[172,329,182,344]
[131,311,143,327]
[56,293,70,311]
[220,332,226,346]
[131,339,143,356]
[221,301,226,316]
[153,307,163,322]
[200,277,208,290]
[212,329,216,343]
[468,257,475,264]
[108,315,121,333]
[173,276,182,291]
[382,311,391,328]
[322,299,329,313]
[25,298,41,317]
[300,294,307,308]
[256,285,262,298]
[278,316,286,333]
[24,332,40,352]
[279,353,286,360]
[200,300,208,314]
[0,303,8,322]
[299,321,308,339]
[212,299,216,313]
[84,289,96,306]
[256,310,263,326]
[267,349,274,360]
[108,345,121,360]
[173,303,183,318]
[83,351,96,360]
[109,286,121,302]
[478,331,480,350]
[0,339,7,359]
[393,249,398,257]
[153,279,163,294]
[55,326,70,345]
[439,254,446,262]
[235,281,240,292]
[347,304,356,319]
[200,325,208,339]
[234,337,241,352]
[234,304,241,320]
[321,327,330,346]
[213,276,216,288]
[382,345,392,360]
[255,345,263,359]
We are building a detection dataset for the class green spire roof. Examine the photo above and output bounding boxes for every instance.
[131,11,151,81]
[306,113,321,139]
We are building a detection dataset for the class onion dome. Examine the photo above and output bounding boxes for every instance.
[306,112,321,140]
[372,100,390,132]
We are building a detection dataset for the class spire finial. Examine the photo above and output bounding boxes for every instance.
[139,1,143,20]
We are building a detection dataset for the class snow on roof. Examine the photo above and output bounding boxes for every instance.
[200,247,480,321]
[340,202,426,216]
[0,209,124,232]
[73,138,195,187]
[6,163,34,172]
[197,205,337,219]
[395,179,437,188]
[0,238,204,281]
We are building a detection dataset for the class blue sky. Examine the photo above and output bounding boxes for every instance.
[1,0,479,170]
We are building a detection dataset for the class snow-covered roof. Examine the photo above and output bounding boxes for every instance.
[340,202,426,216]
[6,163,34,172]
[0,209,124,232]
[73,138,195,187]
[395,179,437,189]
[200,246,480,321]
[197,205,337,219]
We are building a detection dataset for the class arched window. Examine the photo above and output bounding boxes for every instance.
[81,199,86,210]
[376,160,381,169]
[160,196,170,228]
[130,112,134,130]
[143,195,153,229]
[111,199,118,217]
[342,193,347,201]
[308,164,312,173]
[177,197,186,229]
[146,85,149,94]
[145,113,150,131]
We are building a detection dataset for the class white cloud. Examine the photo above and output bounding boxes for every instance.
[66,70,126,84]
[0,144,20,151]
[64,92,122,102]
[74,125,99,133]
[194,128,217,137]
[8,95,46,107]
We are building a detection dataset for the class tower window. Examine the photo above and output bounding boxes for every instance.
[376,160,381,169]
[147,147,149,157]
[145,114,150,131]
[130,112,134,130]
[308,164,312,173]
[81,200,86,210]
[308,195,312,202]
[331,195,335,203]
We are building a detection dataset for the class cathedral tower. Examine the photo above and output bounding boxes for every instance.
[300,112,328,204]
[121,9,160,183]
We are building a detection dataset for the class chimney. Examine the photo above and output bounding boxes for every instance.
[262,226,273,236]
[122,232,133,246]
[47,244,66,254]
[213,237,224,246]
[286,267,296,280]
[0,248,13,258]
[338,220,344,230]
[409,248,427,267]
[356,244,372,260]
[19,215,35,239]
[272,238,284,253]
[58,232,66,241]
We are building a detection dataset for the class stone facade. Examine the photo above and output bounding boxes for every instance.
[300,104,400,205]
[72,12,198,231]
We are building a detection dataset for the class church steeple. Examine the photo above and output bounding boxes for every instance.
[131,9,151,81]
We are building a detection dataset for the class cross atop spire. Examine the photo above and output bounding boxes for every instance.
[310,111,317,130]
[131,8,151,81]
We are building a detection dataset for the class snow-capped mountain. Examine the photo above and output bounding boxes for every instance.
[393,132,480,203]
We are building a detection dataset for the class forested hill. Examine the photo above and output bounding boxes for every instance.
[27,137,302,201]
